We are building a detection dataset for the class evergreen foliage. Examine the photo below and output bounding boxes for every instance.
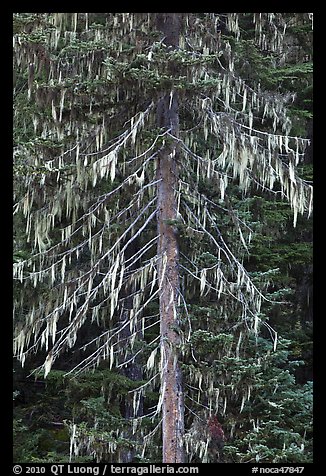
[13,12,313,463]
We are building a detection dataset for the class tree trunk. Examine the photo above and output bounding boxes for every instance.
[156,13,185,464]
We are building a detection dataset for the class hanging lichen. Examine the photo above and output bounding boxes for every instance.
[13,12,313,463]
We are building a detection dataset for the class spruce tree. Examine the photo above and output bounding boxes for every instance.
[13,13,313,463]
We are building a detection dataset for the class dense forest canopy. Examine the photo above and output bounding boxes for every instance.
[13,12,313,464]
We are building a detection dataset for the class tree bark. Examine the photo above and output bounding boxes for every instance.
[156,13,185,464]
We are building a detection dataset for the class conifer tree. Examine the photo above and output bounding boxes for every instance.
[13,13,313,462]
